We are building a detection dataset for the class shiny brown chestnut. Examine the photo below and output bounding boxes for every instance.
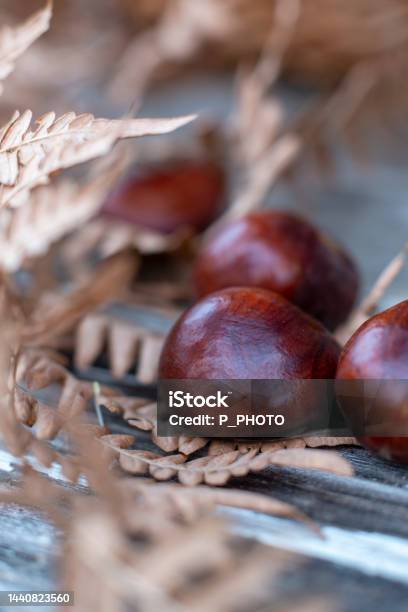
[193,210,359,330]
[102,160,225,235]
[336,300,408,463]
[159,287,340,430]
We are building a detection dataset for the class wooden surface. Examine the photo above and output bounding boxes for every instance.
[5,309,408,611]
[1,425,408,612]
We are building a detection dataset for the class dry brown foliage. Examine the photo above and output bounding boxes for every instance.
[123,478,316,525]
[116,0,408,101]
[23,251,138,345]
[14,349,96,440]
[0,422,329,612]
[101,433,354,486]
[0,152,131,272]
[75,312,168,383]
[0,1,52,95]
[60,216,192,263]
[11,251,144,442]
[63,496,303,612]
[336,242,408,344]
[0,292,86,476]
[0,110,195,209]
[201,4,377,226]
[62,430,316,611]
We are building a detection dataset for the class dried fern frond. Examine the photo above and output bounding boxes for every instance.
[336,242,408,344]
[60,217,192,270]
[0,0,126,102]
[0,429,323,612]
[222,53,376,222]
[211,437,359,453]
[0,152,131,272]
[0,110,195,209]
[23,251,138,345]
[0,1,52,95]
[102,433,354,486]
[14,349,95,440]
[0,299,81,472]
[0,455,303,612]
[218,3,301,220]
[15,350,110,445]
[65,435,302,611]
[111,0,232,102]
[122,479,315,527]
[75,312,170,384]
[117,0,408,93]
[64,503,299,612]
[296,436,359,448]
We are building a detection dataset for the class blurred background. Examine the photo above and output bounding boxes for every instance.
[2,0,408,306]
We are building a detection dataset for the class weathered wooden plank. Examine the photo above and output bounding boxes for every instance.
[228,465,408,538]
[98,409,408,538]
[2,422,408,612]
[340,446,408,487]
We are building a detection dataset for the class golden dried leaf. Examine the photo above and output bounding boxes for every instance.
[258,437,360,451]
[225,134,300,220]
[1,436,313,612]
[0,110,195,208]
[24,251,138,345]
[250,448,354,477]
[60,217,192,265]
[0,152,130,272]
[0,310,82,473]
[15,350,97,440]
[117,0,408,99]
[64,504,298,612]
[103,394,157,425]
[75,313,166,383]
[122,479,314,527]
[336,242,408,344]
[102,434,354,485]
[300,436,360,448]
[0,1,52,94]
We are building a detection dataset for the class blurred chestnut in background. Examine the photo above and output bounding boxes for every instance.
[102,160,225,235]
[336,300,408,463]
[194,210,359,330]
[160,287,340,431]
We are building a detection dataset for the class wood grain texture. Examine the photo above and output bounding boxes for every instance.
[1,441,408,612]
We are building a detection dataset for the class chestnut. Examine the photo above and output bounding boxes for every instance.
[159,287,340,432]
[193,210,359,330]
[102,160,225,235]
[336,300,408,463]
